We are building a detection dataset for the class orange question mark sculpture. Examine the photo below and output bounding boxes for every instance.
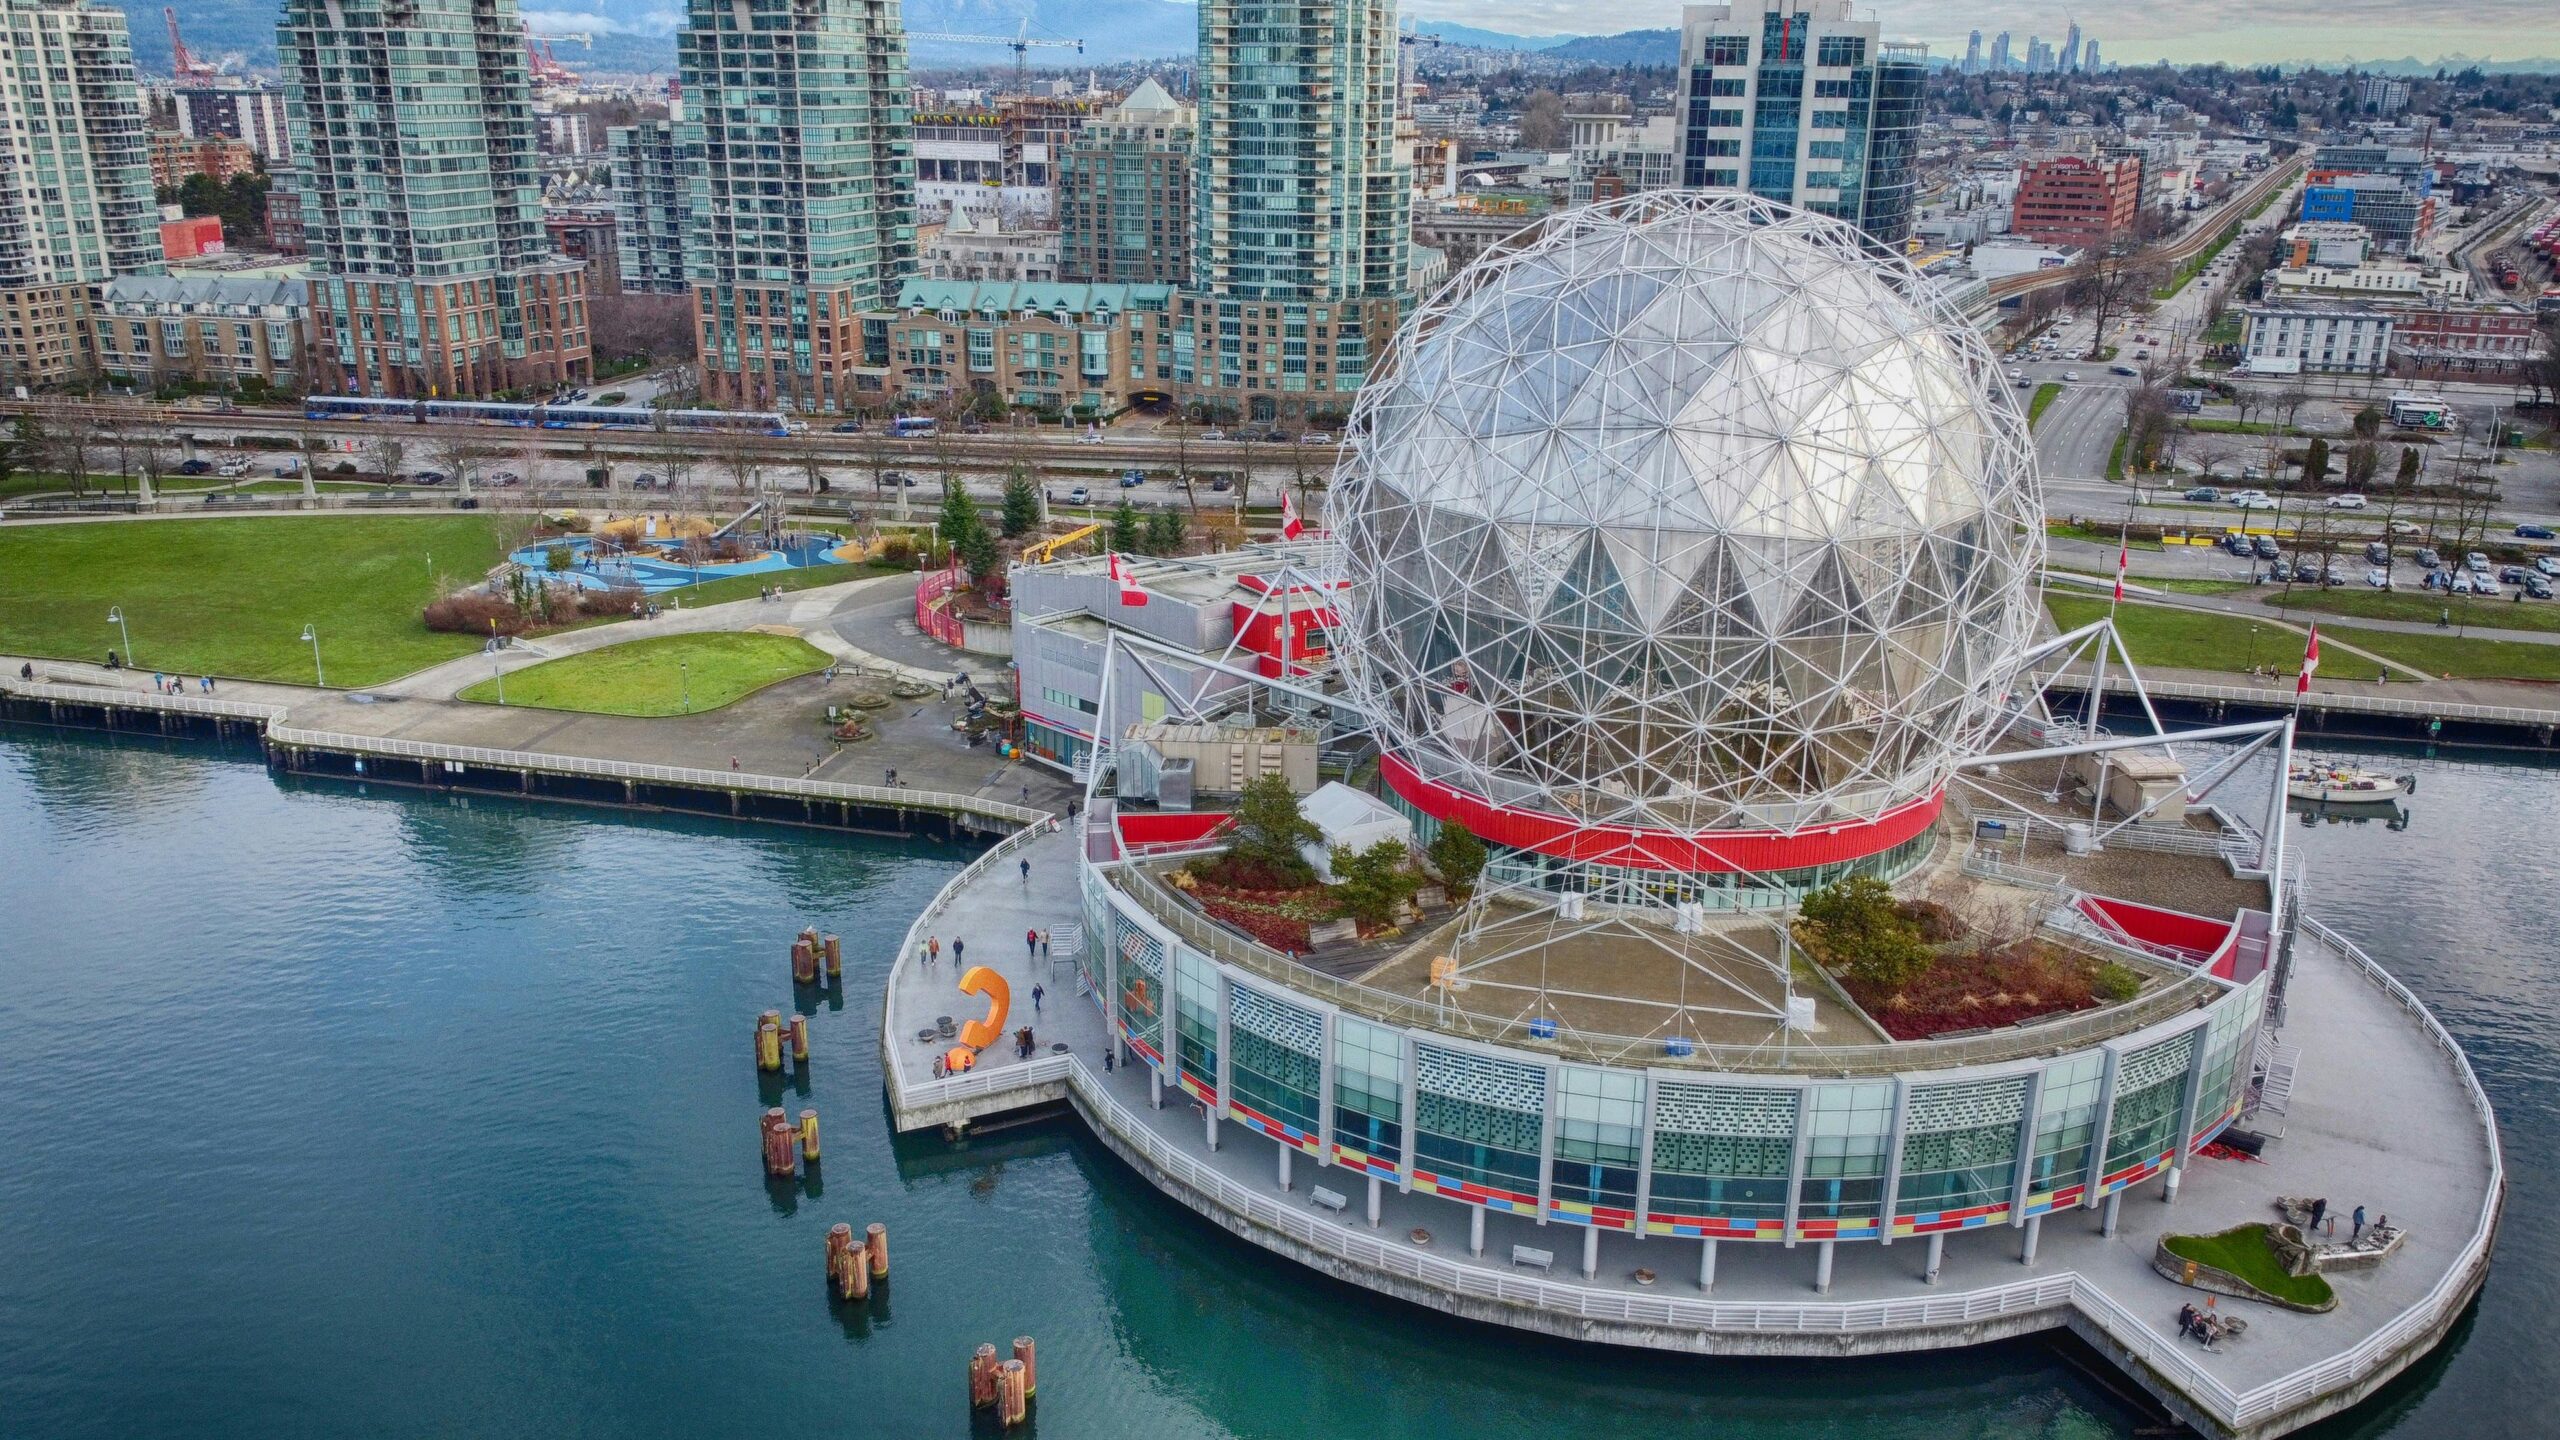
[954,965,1012,1051]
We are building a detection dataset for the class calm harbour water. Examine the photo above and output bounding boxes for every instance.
[0,726,2548,1439]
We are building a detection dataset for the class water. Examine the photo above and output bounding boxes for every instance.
[0,727,2547,1439]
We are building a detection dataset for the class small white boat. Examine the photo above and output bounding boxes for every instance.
[2287,763,2416,805]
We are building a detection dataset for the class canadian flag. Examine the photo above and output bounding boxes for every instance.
[2114,542,2128,605]
[2298,624,2320,694]
[1109,552,1148,607]
[1280,489,1306,541]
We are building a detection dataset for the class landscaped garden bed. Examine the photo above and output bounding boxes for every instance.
[1794,877,2144,1041]
[2157,1223,2338,1312]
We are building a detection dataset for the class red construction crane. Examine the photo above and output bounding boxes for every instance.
[165,7,218,81]
[522,22,590,86]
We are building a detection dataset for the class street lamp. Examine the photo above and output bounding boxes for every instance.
[107,606,131,666]
[493,651,506,706]
[679,659,691,714]
[300,624,325,687]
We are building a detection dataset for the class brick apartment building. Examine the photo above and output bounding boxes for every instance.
[2010,155,2141,251]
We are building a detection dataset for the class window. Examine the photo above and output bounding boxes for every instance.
[1815,35,1866,67]
[1697,36,1751,66]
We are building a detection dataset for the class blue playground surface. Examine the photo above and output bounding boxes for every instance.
[510,535,847,594]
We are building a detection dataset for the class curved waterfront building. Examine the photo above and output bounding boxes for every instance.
[887,194,2501,1440]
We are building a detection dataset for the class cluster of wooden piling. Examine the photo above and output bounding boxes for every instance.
[825,1221,888,1302]
[969,1337,1036,1426]
[760,1106,821,1177]
[755,1009,812,1073]
[791,927,842,987]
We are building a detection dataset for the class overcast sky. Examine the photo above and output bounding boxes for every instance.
[1402,0,2560,65]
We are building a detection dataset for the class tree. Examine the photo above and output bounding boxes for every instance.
[2344,440,2380,492]
[1424,820,1488,898]
[1227,773,1320,882]
[2062,249,2159,360]
[937,476,988,568]
[2396,445,2422,487]
[2302,436,2331,488]
[2352,404,2383,439]
[1516,89,1566,149]
[1330,839,1421,928]
[999,467,1041,538]
[0,414,39,496]
[1144,506,1185,556]
[1109,498,1143,554]
[1797,876,1933,990]
[367,435,407,483]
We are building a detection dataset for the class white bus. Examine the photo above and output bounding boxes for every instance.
[2386,393,2455,430]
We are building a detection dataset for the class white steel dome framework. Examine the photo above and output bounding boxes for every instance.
[1333,192,2044,847]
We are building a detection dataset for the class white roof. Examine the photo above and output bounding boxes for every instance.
[1300,782,1411,848]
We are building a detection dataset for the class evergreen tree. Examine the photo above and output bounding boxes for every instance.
[1110,499,1144,554]
[2397,446,2422,486]
[999,468,1041,538]
[1144,506,1185,555]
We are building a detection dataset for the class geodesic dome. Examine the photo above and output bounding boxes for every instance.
[1333,192,2044,840]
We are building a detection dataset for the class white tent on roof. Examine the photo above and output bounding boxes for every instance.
[1298,782,1415,881]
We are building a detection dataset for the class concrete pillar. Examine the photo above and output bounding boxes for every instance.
[1698,1238,1718,1291]
[1366,1175,1382,1228]
[1925,1233,1945,1285]
[1149,1067,1163,1110]
[1814,1239,1836,1294]
[1581,1226,1600,1279]
[1468,1205,1486,1257]
[2020,1214,2043,1267]
[1276,1144,1292,1192]
[2102,1191,2122,1237]
[1203,1103,1218,1151]
[2162,1165,2184,1205]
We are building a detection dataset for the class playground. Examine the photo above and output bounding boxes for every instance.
[511,516,870,595]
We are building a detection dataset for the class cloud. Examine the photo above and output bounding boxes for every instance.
[519,8,686,38]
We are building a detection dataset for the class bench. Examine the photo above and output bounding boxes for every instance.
[1308,1186,1348,1215]
[1510,1245,1555,1272]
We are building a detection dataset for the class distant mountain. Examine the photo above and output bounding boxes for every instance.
[1413,22,1575,53]
[1540,28,1680,66]
[119,1,1202,77]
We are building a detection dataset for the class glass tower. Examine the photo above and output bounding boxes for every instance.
[678,0,915,413]
[278,0,589,398]
[1675,1,1925,249]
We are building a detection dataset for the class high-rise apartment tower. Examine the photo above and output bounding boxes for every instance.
[678,0,916,412]
[277,0,590,397]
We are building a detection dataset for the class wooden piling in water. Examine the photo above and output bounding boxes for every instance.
[789,1013,810,1063]
[997,1359,1028,1426]
[826,1223,856,1297]
[865,1222,888,1278]
[969,1343,1000,1409]
[756,1012,783,1072]
[1011,1336,1036,1396]
[798,1109,820,1162]
[791,937,817,984]
[761,1107,797,1177]
[823,934,841,978]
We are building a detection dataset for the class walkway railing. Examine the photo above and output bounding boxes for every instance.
[2047,670,2560,727]
[884,909,2496,1433]
[265,722,1052,828]
[2,679,287,723]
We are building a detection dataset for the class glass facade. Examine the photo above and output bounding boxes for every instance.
[1800,1082,1892,1237]
[1331,1016,1404,1176]
[1092,879,2256,1245]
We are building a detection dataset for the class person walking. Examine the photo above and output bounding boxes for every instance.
[951,936,965,965]
[2352,1204,2367,1242]
[2309,1197,2328,1233]
[917,937,931,969]
[1019,856,1031,882]
[1031,983,1045,1014]
[1039,930,1050,959]
[927,935,941,967]
[1025,927,1040,961]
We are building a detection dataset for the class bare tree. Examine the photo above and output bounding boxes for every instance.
[429,434,490,500]
[2062,249,2161,361]
[366,435,407,485]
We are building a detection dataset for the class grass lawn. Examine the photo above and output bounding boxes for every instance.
[2264,587,2560,636]
[2028,383,2064,427]
[2054,568,2253,596]
[2163,1225,2335,1308]
[2049,593,2560,682]
[457,632,830,716]
[2047,523,2165,551]
[654,559,889,610]
[2106,431,2129,483]
[2186,418,2306,436]
[0,515,508,686]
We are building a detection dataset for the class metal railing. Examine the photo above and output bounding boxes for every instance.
[266,724,1051,829]
[2,679,287,724]
[2047,671,2560,728]
[1108,860,2230,1076]
[883,910,2493,1432]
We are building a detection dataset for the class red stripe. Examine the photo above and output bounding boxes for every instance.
[1380,753,1943,873]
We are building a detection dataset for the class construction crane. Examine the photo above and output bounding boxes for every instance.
[164,7,219,81]
[907,20,1084,94]
[522,21,593,87]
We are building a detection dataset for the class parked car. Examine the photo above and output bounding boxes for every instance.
[1299,431,1333,445]
[1065,485,1091,505]
[489,470,521,487]
[177,458,214,476]
[2528,576,2554,600]
[2290,560,2323,584]
[2365,566,2392,589]
[2501,565,2533,585]
[1199,428,1226,442]
[2185,486,2222,502]
[1209,475,1232,492]
[2252,535,2282,561]
[2388,520,2422,536]
[831,421,865,434]
[2537,556,2560,577]
[2515,523,2555,540]
[2467,552,2492,573]
[2416,547,2443,569]
[2365,542,2391,566]
[2229,491,2276,510]
[414,470,448,486]
[1119,469,1146,488]
[2221,532,2255,556]
[879,470,917,488]
[2324,494,2366,510]
[631,472,659,490]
